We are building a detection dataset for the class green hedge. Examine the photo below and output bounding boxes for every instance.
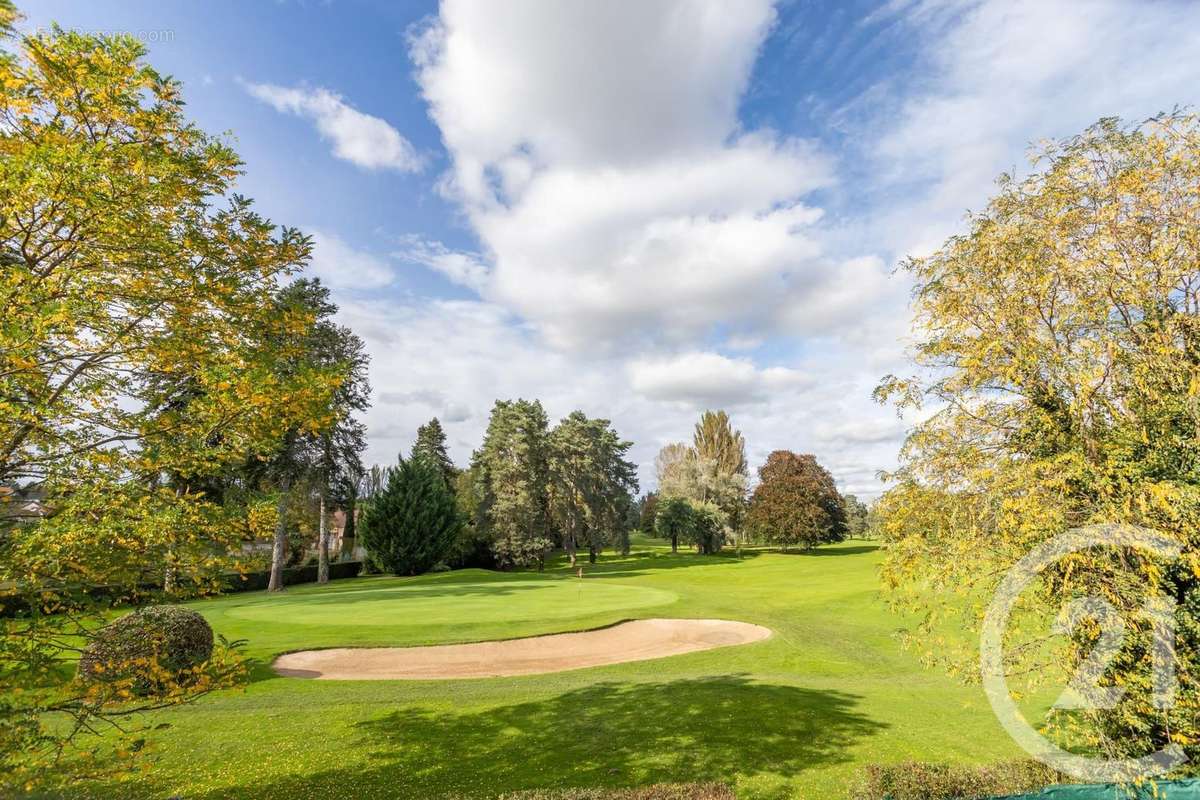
[222,560,362,592]
[494,785,734,800]
[851,761,1065,800]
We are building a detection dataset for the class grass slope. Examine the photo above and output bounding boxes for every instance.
[61,538,1021,799]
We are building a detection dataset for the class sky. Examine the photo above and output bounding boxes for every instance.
[21,0,1200,498]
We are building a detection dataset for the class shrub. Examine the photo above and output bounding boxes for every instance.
[850,760,1065,800]
[359,455,462,576]
[77,605,213,694]
[495,784,735,800]
[222,560,362,592]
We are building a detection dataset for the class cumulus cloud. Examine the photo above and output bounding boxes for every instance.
[409,0,875,348]
[342,0,1200,499]
[340,295,892,495]
[306,229,395,290]
[243,81,422,172]
[627,352,810,408]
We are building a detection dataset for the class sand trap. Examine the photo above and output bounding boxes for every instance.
[273,618,771,680]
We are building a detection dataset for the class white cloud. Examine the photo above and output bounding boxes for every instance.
[409,1,879,348]
[339,295,896,497]
[627,352,809,408]
[306,229,394,290]
[393,236,491,293]
[349,0,1200,500]
[864,0,1200,259]
[243,81,422,173]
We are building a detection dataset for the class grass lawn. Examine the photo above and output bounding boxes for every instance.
[56,538,1023,799]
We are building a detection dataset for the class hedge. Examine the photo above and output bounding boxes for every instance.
[222,560,363,592]
[851,760,1066,800]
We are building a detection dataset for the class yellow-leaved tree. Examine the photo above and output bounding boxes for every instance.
[0,5,349,789]
[876,113,1200,771]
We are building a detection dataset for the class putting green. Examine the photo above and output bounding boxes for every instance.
[52,540,1028,800]
[225,579,678,627]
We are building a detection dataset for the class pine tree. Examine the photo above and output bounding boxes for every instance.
[358,455,461,576]
[547,411,638,566]
[412,417,457,488]
[473,399,553,569]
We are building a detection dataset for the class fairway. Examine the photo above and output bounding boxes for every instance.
[56,538,1023,800]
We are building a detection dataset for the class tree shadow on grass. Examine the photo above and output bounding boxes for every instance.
[188,675,886,799]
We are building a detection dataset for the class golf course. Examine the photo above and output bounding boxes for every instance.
[59,538,1020,800]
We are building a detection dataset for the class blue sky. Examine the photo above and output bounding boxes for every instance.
[21,1,1200,495]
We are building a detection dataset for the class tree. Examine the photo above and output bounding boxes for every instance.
[639,492,658,534]
[655,442,696,496]
[358,455,461,576]
[446,464,493,568]
[693,410,747,478]
[684,500,727,555]
[693,411,748,532]
[654,413,748,538]
[263,280,369,590]
[548,411,638,566]
[332,469,361,559]
[473,399,553,569]
[746,451,846,551]
[874,113,1200,765]
[412,417,457,489]
[0,19,349,787]
[655,496,692,554]
[842,494,869,539]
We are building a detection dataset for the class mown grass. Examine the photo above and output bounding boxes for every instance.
[52,538,1025,799]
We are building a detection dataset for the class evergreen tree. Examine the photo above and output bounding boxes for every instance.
[692,410,748,531]
[473,399,552,569]
[358,455,461,576]
[412,417,457,488]
[547,411,638,566]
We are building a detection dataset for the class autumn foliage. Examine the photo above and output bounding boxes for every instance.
[745,451,846,550]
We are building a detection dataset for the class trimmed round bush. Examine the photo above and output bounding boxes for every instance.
[78,605,213,694]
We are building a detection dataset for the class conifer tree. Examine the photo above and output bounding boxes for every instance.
[412,417,457,488]
[358,455,461,576]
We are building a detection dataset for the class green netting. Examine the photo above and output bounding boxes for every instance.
[999,779,1200,799]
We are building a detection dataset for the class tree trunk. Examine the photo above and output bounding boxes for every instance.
[671,534,677,553]
[588,545,597,564]
[317,487,329,584]
[268,475,292,592]
[163,547,176,594]
[566,530,577,568]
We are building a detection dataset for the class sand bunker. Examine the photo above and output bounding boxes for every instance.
[273,618,771,680]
